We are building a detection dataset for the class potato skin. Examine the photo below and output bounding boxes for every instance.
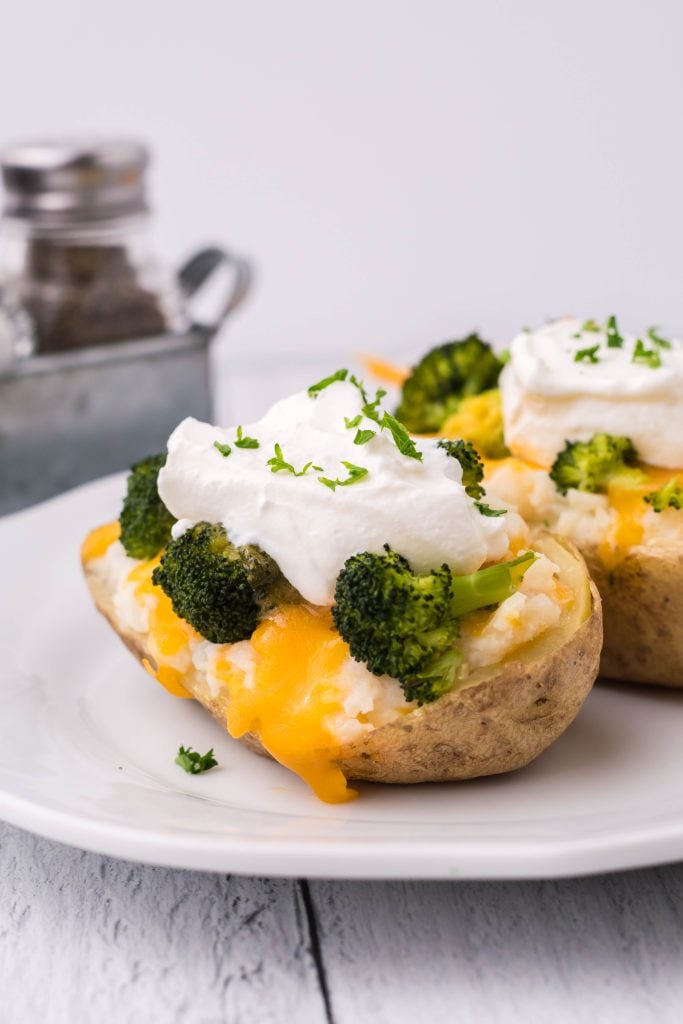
[337,577,601,783]
[83,537,601,786]
[581,545,683,688]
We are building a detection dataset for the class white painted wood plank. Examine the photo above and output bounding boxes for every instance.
[312,868,683,1024]
[0,823,326,1024]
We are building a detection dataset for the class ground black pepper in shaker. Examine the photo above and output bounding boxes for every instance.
[0,138,183,353]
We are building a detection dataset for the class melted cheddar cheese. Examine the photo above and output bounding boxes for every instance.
[141,658,194,698]
[82,522,193,697]
[81,521,120,561]
[83,527,358,800]
[481,455,545,476]
[360,354,409,387]
[599,466,676,570]
[127,557,196,698]
[484,457,682,569]
[215,605,357,804]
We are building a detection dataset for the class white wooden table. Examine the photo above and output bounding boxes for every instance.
[2,822,683,1023]
[3,352,683,1022]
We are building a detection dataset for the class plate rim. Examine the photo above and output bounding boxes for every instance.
[3,782,683,879]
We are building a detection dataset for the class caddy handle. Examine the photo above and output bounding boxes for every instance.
[178,247,252,332]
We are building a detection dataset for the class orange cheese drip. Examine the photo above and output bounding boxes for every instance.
[141,658,194,698]
[359,354,409,387]
[481,454,544,475]
[81,521,120,561]
[215,604,357,804]
[127,557,195,698]
[81,521,194,698]
[599,466,679,570]
[83,525,360,801]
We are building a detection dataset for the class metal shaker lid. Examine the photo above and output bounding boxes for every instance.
[1,138,149,228]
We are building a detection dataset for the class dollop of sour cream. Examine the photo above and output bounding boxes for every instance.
[500,318,683,468]
[158,379,517,605]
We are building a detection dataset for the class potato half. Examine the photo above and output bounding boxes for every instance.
[581,545,683,688]
[84,533,601,786]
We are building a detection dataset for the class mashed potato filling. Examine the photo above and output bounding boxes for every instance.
[486,458,683,568]
[85,528,568,801]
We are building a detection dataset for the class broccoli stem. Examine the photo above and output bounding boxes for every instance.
[450,552,535,618]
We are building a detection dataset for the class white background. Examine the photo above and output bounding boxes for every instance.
[3,0,682,357]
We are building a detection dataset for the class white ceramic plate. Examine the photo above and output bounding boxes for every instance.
[1,475,683,880]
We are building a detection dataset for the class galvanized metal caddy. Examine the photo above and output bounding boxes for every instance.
[0,247,250,515]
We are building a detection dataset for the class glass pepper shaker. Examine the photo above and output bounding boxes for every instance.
[0,138,184,354]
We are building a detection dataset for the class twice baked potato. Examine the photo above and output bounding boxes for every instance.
[84,527,601,799]
[484,461,683,688]
[390,319,683,687]
[82,374,602,802]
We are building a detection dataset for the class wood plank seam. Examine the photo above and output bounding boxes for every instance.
[299,879,335,1024]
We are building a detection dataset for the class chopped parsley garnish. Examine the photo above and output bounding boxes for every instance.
[349,374,369,403]
[267,443,322,476]
[361,388,388,425]
[307,368,348,398]
[647,326,671,350]
[234,425,259,449]
[475,502,507,517]
[213,440,232,457]
[574,344,600,364]
[319,462,369,491]
[311,368,422,461]
[175,746,218,775]
[572,317,602,339]
[381,411,422,461]
[632,339,661,368]
[606,315,624,348]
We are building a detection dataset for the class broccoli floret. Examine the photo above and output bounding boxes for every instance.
[119,453,176,559]
[437,439,485,499]
[440,389,510,460]
[152,522,298,644]
[396,336,504,433]
[549,434,643,495]
[644,477,683,512]
[332,546,534,705]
